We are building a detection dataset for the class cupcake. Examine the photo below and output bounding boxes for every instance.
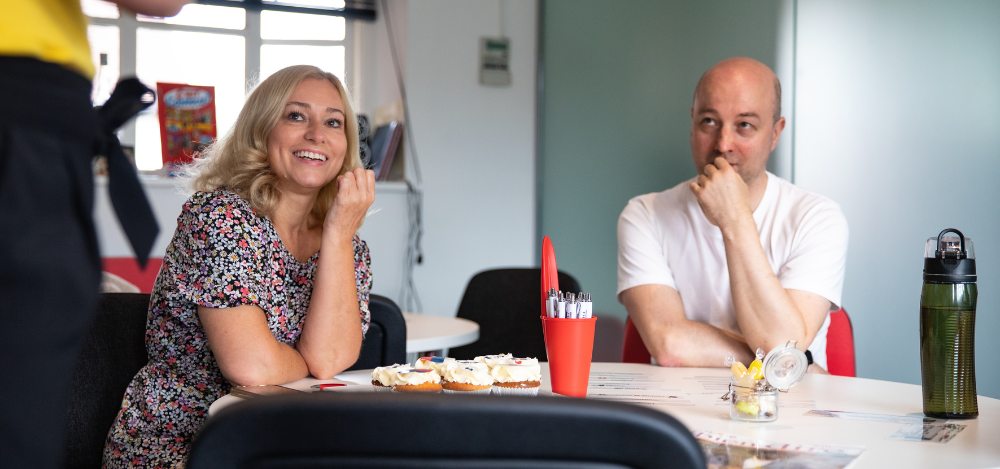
[475,353,513,369]
[441,360,493,394]
[414,356,456,375]
[392,368,443,393]
[371,363,410,392]
[489,357,542,395]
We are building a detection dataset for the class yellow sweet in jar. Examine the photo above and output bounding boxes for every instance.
[735,399,760,417]
[747,359,764,381]
[730,361,748,379]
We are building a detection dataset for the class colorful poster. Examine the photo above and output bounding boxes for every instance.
[156,82,216,168]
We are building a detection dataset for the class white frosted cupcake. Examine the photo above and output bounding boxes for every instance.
[371,364,410,392]
[392,368,443,393]
[441,360,493,394]
[475,353,514,369]
[490,357,542,395]
[414,356,457,375]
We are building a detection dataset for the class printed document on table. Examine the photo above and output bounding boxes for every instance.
[697,432,864,469]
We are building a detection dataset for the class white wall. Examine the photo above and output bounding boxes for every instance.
[795,0,1000,397]
[357,0,539,316]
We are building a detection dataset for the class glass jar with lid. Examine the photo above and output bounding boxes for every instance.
[727,341,808,422]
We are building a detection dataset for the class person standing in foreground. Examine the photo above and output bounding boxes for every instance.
[103,64,375,467]
[0,1,188,467]
[617,57,848,370]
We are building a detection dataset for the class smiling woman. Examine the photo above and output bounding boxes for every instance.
[102,65,376,467]
[266,78,351,196]
[189,65,364,225]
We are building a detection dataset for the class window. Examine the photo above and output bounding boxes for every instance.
[85,0,356,171]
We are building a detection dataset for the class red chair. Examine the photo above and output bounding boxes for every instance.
[825,308,856,377]
[101,257,163,294]
[622,317,652,364]
[622,308,857,377]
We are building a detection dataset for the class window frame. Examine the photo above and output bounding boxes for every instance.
[86,3,358,168]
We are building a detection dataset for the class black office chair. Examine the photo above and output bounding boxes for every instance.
[347,293,407,370]
[449,268,581,360]
[63,292,150,469]
[188,392,706,469]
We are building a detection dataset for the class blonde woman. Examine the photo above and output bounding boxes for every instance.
[103,65,375,467]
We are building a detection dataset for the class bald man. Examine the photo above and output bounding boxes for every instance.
[616,57,848,370]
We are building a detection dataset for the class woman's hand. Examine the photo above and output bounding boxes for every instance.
[325,167,375,237]
[301,167,372,378]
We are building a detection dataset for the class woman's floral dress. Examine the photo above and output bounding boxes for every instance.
[102,189,371,468]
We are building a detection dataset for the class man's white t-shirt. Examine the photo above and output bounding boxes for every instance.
[616,172,848,368]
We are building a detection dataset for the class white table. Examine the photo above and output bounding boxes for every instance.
[403,312,478,354]
[580,364,1000,469]
[210,363,1000,468]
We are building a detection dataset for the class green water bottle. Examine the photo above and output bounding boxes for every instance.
[920,228,978,419]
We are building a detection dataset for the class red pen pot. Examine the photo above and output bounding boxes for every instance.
[541,315,597,398]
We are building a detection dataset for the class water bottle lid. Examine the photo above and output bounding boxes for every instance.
[924,228,976,283]
[762,341,808,391]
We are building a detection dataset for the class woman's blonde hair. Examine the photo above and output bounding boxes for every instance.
[188,65,362,226]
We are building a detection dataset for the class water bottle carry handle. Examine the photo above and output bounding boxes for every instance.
[935,227,967,259]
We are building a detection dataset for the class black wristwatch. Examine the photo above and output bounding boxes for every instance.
[805,350,814,365]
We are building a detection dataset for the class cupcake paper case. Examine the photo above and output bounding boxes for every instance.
[489,359,542,396]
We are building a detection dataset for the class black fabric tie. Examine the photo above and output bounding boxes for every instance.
[96,78,160,268]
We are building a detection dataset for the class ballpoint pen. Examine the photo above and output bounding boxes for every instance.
[565,292,577,319]
[579,292,592,319]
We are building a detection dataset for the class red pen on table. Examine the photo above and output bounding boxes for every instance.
[313,383,347,391]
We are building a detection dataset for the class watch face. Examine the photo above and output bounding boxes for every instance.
[763,344,808,391]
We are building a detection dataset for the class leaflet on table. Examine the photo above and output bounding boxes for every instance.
[807,409,946,424]
[890,423,966,443]
[807,409,967,443]
[589,371,677,390]
[231,377,364,399]
[697,432,864,469]
[589,393,697,407]
[586,371,820,413]
[230,384,301,399]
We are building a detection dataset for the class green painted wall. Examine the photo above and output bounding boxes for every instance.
[540,0,1000,398]
[540,0,786,318]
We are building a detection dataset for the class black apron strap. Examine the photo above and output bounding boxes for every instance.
[96,78,160,267]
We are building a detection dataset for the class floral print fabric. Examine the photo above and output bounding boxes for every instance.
[103,189,371,468]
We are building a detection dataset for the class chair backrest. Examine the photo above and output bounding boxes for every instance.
[624,308,858,377]
[63,293,150,469]
[448,268,581,360]
[188,392,706,469]
[826,308,856,377]
[100,271,141,293]
[102,257,163,293]
[622,316,652,364]
[347,294,407,370]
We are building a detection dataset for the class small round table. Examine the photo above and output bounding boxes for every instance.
[402,312,479,354]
